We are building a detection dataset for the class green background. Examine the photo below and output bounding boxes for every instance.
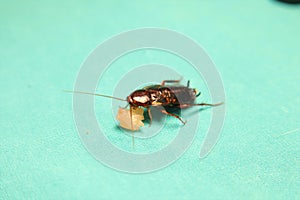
[1,0,299,199]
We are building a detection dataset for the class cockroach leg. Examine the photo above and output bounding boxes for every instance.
[177,102,223,108]
[186,80,190,87]
[147,107,152,127]
[193,102,223,106]
[161,78,182,86]
[129,106,134,147]
[161,110,186,125]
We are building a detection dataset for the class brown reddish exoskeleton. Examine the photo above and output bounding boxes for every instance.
[126,79,222,126]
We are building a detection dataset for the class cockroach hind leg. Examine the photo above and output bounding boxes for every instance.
[161,110,186,125]
[181,102,224,107]
[206,102,224,106]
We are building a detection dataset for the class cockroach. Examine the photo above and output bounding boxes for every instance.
[126,79,222,126]
[66,79,222,131]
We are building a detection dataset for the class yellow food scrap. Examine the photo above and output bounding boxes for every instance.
[116,107,144,131]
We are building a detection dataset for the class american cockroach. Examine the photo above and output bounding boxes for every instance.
[66,79,223,131]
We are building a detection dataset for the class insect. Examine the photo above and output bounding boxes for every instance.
[66,79,222,131]
[125,79,222,126]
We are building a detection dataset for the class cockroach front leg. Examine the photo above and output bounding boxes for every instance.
[147,107,152,127]
[161,110,186,125]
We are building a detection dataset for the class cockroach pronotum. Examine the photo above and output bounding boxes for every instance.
[66,79,223,143]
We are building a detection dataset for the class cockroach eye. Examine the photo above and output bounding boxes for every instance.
[127,96,132,103]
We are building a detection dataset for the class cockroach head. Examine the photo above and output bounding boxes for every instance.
[127,89,151,107]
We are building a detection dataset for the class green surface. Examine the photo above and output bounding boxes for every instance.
[1,1,300,199]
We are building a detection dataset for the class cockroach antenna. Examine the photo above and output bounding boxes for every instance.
[64,89,136,148]
[63,90,127,102]
[129,106,135,148]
